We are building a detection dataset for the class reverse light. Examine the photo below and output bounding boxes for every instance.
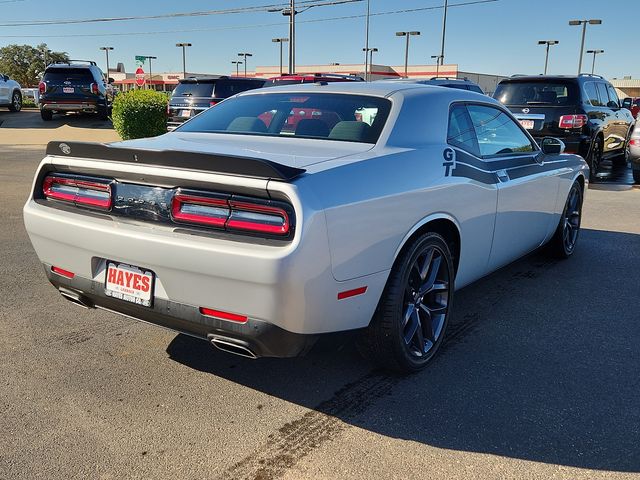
[171,193,229,228]
[42,175,112,210]
[227,200,289,235]
[199,307,248,324]
[51,266,75,279]
[559,114,588,129]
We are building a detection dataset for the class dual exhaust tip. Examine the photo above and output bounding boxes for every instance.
[58,288,258,360]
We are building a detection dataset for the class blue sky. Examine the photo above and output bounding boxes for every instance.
[0,0,637,78]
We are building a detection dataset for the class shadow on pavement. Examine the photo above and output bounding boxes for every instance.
[0,110,112,130]
[167,228,640,474]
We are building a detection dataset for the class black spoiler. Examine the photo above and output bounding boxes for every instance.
[45,141,306,181]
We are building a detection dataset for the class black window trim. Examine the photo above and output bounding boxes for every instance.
[448,101,540,160]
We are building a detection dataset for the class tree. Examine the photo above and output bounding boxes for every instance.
[0,44,69,87]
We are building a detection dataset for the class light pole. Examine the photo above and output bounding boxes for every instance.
[43,47,51,71]
[231,61,243,76]
[439,0,448,66]
[176,43,192,79]
[238,53,252,77]
[362,48,378,78]
[586,49,604,74]
[99,47,113,80]
[396,31,420,78]
[364,0,371,81]
[431,55,443,77]
[569,19,602,74]
[143,55,157,89]
[537,40,559,75]
[272,38,289,75]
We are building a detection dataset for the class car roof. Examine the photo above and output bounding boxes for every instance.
[181,75,266,83]
[499,74,607,83]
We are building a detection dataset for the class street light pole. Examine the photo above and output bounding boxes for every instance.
[431,55,443,77]
[144,56,157,89]
[238,53,253,77]
[362,48,378,79]
[231,61,242,76]
[396,31,420,78]
[586,49,604,74]
[272,38,289,75]
[364,0,370,81]
[569,19,602,74]
[537,40,559,75]
[176,43,192,79]
[99,47,113,80]
[439,0,448,66]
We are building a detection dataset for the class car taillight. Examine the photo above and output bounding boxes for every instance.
[209,100,219,107]
[90,83,99,94]
[559,114,588,129]
[171,190,291,236]
[38,81,46,95]
[630,139,639,146]
[42,175,112,210]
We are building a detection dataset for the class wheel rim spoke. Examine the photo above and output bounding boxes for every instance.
[403,306,420,345]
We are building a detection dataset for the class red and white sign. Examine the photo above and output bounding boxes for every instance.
[105,261,154,307]
[135,67,146,87]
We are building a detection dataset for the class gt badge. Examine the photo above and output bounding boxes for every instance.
[443,148,456,176]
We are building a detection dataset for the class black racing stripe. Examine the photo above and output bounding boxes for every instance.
[451,163,499,185]
[507,159,584,180]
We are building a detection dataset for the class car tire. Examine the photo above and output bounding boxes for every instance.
[358,232,454,373]
[588,137,602,181]
[547,181,583,259]
[8,91,22,112]
[633,169,640,184]
[40,110,52,121]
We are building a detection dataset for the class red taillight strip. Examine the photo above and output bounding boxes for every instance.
[199,307,248,324]
[337,286,368,300]
[42,175,112,209]
[51,266,75,279]
[171,193,229,228]
[227,200,290,235]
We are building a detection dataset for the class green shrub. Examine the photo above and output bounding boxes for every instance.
[111,89,168,140]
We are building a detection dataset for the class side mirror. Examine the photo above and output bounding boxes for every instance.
[622,97,633,110]
[541,137,565,155]
[108,77,115,84]
[607,100,619,109]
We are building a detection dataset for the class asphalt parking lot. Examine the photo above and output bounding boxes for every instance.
[1,116,640,480]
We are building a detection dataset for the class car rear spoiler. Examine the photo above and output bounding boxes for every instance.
[45,141,306,181]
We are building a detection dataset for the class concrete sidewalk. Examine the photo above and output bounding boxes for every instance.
[0,110,120,145]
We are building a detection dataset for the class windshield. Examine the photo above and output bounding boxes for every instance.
[494,81,579,106]
[177,92,391,144]
[172,82,215,98]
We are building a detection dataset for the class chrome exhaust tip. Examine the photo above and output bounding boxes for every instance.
[209,336,257,359]
[59,288,93,309]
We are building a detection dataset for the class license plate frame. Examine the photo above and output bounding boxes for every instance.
[104,261,155,308]
[519,119,535,130]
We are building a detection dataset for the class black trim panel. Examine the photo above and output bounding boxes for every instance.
[46,141,306,181]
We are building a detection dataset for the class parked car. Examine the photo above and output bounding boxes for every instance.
[629,123,640,183]
[494,74,635,179]
[0,73,22,112]
[23,83,589,372]
[38,60,114,121]
[167,76,266,131]
[265,73,364,86]
[383,76,484,94]
[622,97,640,119]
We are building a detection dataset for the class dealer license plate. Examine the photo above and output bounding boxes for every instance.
[519,119,535,130]
[105,261,154,307]
[179,110,191,118]
[63,87,74,94]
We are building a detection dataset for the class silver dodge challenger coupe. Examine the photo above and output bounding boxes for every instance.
[23,82,589,372]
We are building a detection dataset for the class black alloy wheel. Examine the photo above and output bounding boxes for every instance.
[359,232,454,373]
[588,138,602,181]
[548,181,583,259]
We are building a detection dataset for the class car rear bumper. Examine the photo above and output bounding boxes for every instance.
[41,102,98,112]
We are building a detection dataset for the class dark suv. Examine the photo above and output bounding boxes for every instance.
[38,60,114,121]
[494,74,635,178]
[265,73,364,86]
[167,76,266,131]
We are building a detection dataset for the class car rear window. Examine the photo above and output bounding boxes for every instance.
[214,80,264,98]
[494,81,579,106]
[172,82,215,98]
[177,92,391,144]
[43,68,94,83]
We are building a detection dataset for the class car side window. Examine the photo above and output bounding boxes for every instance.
[584,82,602,106]
[467,104,535,157]
[596,83,610,108]
[606,85,620,108]
[447,104,480,156]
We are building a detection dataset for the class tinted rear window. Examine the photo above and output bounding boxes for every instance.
[494,81,578,106]
[214,80,264,98]
[44,68,94,83]
[177,92,391,144]
[172,82,215,98]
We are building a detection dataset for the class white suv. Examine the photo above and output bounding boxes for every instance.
[0,74,22,112]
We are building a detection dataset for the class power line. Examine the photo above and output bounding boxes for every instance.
[0,0,498,38]
[0,0,362,27]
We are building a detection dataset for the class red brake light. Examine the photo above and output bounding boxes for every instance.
[630,139,639,146]
[559,114,588,129]
[38,81,46,95]
[209,100,219,107]
[42,175,112,210]
[199,307,248,324]
[171,191,291,237]
[90,82,99,95]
